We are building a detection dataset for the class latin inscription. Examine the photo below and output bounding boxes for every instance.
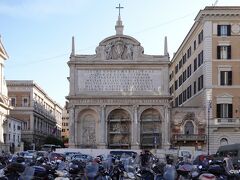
[78,70,162,92]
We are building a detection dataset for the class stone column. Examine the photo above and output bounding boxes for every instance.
[164,105,170,149]
[99,105,106,148]
[131,105,139,149]
[69,106,76,148]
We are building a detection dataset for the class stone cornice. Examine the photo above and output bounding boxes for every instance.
[195,6,240,22]
[67,95,171,106]
[68,60,169,66]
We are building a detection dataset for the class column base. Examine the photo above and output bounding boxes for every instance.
[131,144,140,150]
[97,143,107,149]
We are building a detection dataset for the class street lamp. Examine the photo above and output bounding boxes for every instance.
[207,100,212,155]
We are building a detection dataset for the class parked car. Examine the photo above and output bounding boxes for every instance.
[71,154,93,162]
[64,151,80,161]
[49,152,66,161]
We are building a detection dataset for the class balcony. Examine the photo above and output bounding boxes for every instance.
[172,134,206,142]
[211,118,240,127]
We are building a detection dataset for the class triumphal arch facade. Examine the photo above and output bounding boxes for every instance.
[67,16,171,150]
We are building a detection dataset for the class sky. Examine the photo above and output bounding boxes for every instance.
[1,0,240,107]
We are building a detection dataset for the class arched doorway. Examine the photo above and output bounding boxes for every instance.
[78,109,98,148]
[107,109,131,149]
[140,108,162,149]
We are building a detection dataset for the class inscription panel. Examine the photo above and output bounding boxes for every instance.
[78,69,163,95]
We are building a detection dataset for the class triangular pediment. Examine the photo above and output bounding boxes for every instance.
[216,93,233,98]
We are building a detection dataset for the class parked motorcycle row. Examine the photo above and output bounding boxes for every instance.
[0,151,240,179]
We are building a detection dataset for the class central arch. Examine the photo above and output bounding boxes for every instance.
[107,109,131,149]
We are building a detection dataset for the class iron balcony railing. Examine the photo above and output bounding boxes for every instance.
[172,134,206,141]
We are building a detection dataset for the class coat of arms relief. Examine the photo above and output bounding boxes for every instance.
[105,39,134,60]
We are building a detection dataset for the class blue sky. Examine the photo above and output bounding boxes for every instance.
[1,0,240,107]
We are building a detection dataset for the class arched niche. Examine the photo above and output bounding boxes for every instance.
[77,109,99,148]
[140,108,162,149]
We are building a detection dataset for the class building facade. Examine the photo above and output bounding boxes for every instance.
[7,80,63,149]
[0,37,11,152]
[169,6,240,153]
[61,103,69,146]
[3,117,22,153]
[67,15,171,149]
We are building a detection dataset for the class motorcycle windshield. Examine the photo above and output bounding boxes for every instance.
[86,162,99,178]
[58,161,67,171]
[19,166,35,180]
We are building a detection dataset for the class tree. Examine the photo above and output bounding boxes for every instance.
[44,136,64,147]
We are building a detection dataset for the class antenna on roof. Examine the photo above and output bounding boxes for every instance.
[212,0,219,6]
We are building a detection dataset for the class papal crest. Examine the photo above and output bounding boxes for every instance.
[114,40,124,59]
[104,39,134,60]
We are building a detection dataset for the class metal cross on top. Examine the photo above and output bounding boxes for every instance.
[116,3,124,16]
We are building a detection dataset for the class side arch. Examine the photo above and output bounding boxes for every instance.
[140,108,162,149]
[77,108,99,148]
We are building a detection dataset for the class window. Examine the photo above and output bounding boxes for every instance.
[217,45,231,59]
[220,71,232,85]
[22,97,28,107]
[198,75,204,91]
[187,85,192,99]
[193,81,197,95]
[217,25,231,36]
[187,65,192,78]
[175,97,179,107]
[217,104,232,118]
[198,51,203,67]
[13,135,15,142]
[184,121,194,134]
[179,93,183,105]
[175,80,178,90]
[169,71,173,81]
[194,58,197,71]
[194,40,196,50]
[220,138,228,146]
[18,135,20,143]
[17,125,21,130]
[179,75,183,86]
[183,90,187,102]
[187,47,191,58]
[175,64,179,74]
[179,59,183,69]
[183,54,187,64]
[9,123,11,128]
[198,30,203,44]
[169,86,173,95]
[11,98,16,107]
[183,70,187,82]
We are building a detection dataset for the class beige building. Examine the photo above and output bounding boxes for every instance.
[0,37,11,152]
[169,6,240,153]
[67,15,171,150]
[61,103,69,146]
[7,80,63,149]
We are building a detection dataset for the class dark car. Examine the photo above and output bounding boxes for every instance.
[193,154,213,169]
[49,152,65,161]
[109,150,137,160]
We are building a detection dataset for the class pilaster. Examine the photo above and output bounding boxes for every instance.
[131,105,139,149]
